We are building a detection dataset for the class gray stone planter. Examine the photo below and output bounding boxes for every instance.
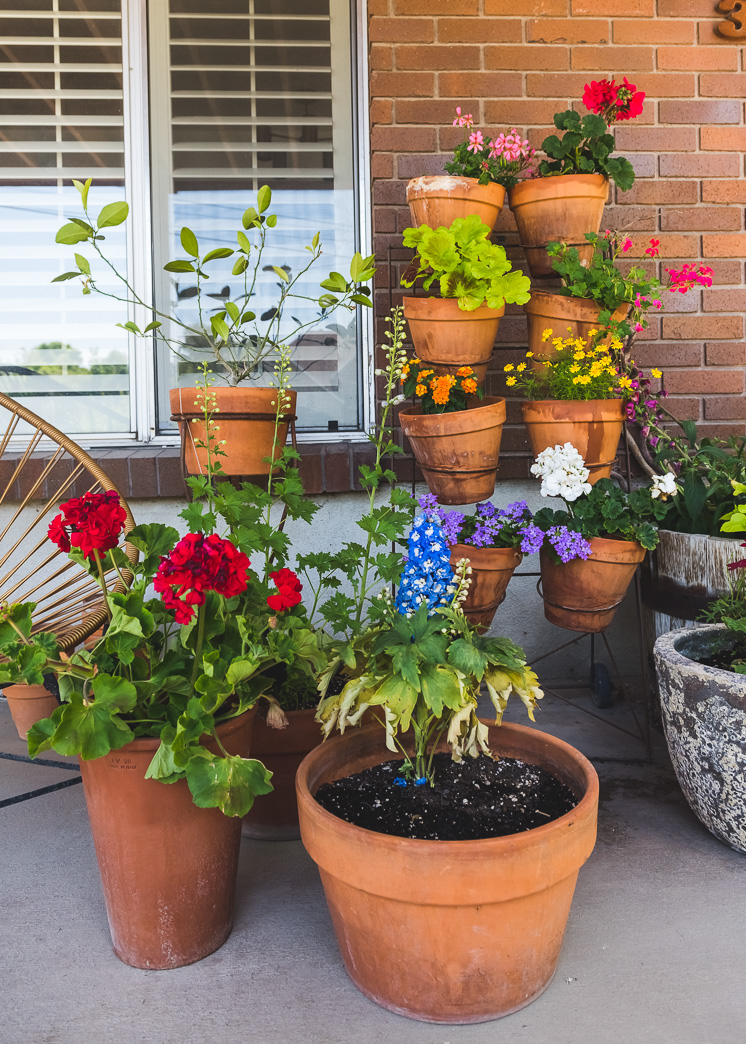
[654,625,746,853]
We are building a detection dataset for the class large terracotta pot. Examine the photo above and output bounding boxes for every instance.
[524,291,629,360]
[402,296,503,380]
[508,173,609,280]
[297,721,599,1023]
[540,537,646,633]
[169,386,297,477]
[449,544,522,631]
[79,710,254,969]
[522,399,624,484]
[241,708,322,841]
[406,175,505,233]
[399,397,506,506]
[2,683,58,740]
[654,625,746,853]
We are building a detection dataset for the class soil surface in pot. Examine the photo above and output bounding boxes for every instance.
[314,753,577,841]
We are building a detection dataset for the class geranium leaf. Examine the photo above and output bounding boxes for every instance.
[186,754,273,817]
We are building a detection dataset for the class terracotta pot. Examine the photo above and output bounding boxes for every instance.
[449,544,522,630]
[508,174,609,280]
[402,296,503,375]
[522,399,624,484]
[524,291,630,360]
[2,683,58,740]
[297,721,599,1023]
[540,537,646,633]
[406,175,506,233]
[169,386,297,477]
[79,710,254,969]
[399,397,506,506]
[241,708,322,841]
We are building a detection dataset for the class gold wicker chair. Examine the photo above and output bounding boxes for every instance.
[0,391,137,652]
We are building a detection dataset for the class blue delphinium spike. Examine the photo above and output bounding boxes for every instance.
[395,512,455,616]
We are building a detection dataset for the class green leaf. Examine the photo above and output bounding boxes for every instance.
[320,271,348,293]
[116,320,141,335]
[447,638,489,680]
[72,177,92,208]
[225,300,240,322]
[97,201,129,228]
[164,259,196,273]
[242,207,259,229]
[144,320,162,332]
[420,665,462,717]
[210,314,230,342]
[74,253,90,276]
[266,214,277,227]
[51,271,81,282]
[186,753,273,817]
[256,185,272,213]
[272,265,290,282]
[203,247,234,263]
[51,676,137,760]
[237,230,252,252]
[240,310,256,324]
[55,222,91,245]
[232,256,249,276]
[312,231,320,249]
[180,226,199,255]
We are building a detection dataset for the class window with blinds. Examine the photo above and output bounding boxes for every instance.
[0,0,132,436]
[150,0,361,433]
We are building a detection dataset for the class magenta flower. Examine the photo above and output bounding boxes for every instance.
[622,237,633,253]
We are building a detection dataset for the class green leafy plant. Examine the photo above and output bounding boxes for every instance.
[400,216,531,311]
[52,179,375,385]
[539,111,635,190]
[505,330,625,402]
[699,549,746,674]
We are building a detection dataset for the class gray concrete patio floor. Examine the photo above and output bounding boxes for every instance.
[2,685,745,1044]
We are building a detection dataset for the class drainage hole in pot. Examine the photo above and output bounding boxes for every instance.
[314,754,577,841]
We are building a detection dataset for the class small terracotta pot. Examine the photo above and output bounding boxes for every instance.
[399,397,506,506]
[169,386,297,477]
[540,537,646,633]
[406,175,506,233]
[508,174,609,280]
[297,721,599,1024]
[522,399,624,484]
[241,708,322,841]
[3,683,58,740]
[402,296,503,373]
[449,544,522,630]
[79,710,254,969]
[524,291,630,360]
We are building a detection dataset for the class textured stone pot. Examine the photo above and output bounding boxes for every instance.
[654,625,746,854]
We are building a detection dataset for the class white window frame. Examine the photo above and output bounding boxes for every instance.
[74,0,373,449]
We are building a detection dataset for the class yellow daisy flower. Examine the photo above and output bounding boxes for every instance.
[516,362,527,372]
[503,363,514,372]
[541,328,553,341]
[526,351,534,358]
[651,368,662,379]
[505,376,517,387]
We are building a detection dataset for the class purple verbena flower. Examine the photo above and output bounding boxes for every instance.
[518,524,544,555]
[547,526,593,563]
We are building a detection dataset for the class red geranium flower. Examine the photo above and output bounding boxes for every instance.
[615,77,645,122]
[583,76,644,124]
[582,78,618,116]
[154,533,251,624]
[267,568,302,612]
[47,490,126,560]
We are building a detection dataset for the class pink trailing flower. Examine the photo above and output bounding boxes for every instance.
[452,106,474,129]
[666,263,714,293]
[467,130,484,153]
[645,238,660,258]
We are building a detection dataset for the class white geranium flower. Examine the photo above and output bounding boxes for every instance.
[530,443,591,502]
[651,472,678,500]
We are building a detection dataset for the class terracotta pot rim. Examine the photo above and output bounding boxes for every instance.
[298,721,598,855]
[407,175,506,200]
[98,709,253,754]
[522,398,624,414]
[451,543,522,563]
[523,292,629,317]
[402,296,505,321]
[399,396,506,425]
[508,173,608,204]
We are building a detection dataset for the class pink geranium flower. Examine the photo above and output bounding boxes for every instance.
[467,130,484,153]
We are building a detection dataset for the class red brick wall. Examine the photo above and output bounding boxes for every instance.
[368,0,746,477]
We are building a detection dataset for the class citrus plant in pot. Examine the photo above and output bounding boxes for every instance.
[400,214,531,385]
[506,327,628,484]
[416,493,543,631]
[530,444,677,632]
[654,556,746,854]
[509,78,642,279]
[407,109,535,232]
[296,507,599,1024]
[52,178,375,475]
[398,352,506,505]
[0,474,322,968]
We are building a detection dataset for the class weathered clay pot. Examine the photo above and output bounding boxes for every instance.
[521,399,624,484]
[2,683,58,740]
[508,173,609,280]
[406,175,505,233]
[540,537,646,633]
[399,397,506,506]
[297,721,598,1023]
[402,296,503,374]
[170,386,297,476]
[79,710,254,969]
[524,291,630,360]
[654,625,746,854]
[241,708,322,841]
[449,544,522,630]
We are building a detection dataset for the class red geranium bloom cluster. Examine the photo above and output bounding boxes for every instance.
[583,77,644,124]
[154,533,250,624]
[48,490,127,560]
[267,568,302,612]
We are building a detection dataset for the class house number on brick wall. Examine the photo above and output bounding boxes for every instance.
[716,0,746,37]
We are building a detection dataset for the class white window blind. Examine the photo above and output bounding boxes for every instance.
[0,0,132,436]
[150,0,362,434]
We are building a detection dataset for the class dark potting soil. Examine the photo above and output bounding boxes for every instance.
[314,753,578,841]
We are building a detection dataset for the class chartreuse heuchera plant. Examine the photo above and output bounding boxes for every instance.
[401,215,530,311]
[529,444,677,563]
